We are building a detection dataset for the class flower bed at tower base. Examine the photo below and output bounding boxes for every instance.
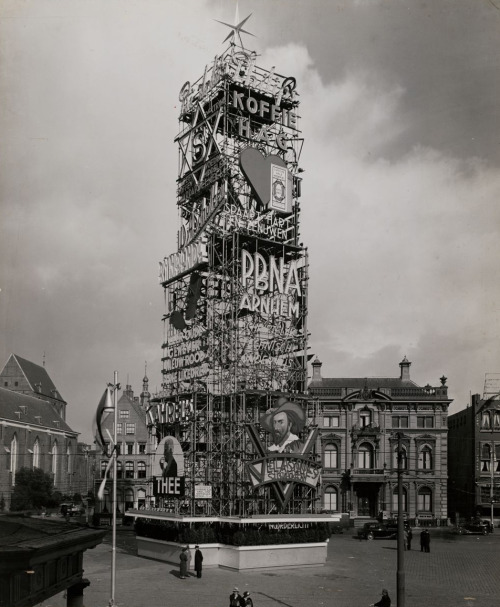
[128,511,338,570]
[136,536,328,570]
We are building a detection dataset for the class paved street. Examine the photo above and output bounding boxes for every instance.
[41,527,500,607]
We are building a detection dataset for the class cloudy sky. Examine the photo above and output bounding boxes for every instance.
[1,0,499,443]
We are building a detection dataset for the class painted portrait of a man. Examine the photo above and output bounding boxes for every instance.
[259,398,306,454]
[152,436,184,478]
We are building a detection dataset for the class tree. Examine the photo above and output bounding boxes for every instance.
[10,467,55,511]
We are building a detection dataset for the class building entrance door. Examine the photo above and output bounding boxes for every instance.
[358,496,370,516]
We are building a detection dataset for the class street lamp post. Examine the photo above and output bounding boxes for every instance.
[110,371,119,607]
[396,432,405,607]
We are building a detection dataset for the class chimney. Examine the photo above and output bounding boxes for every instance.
[312,357,322,381]
[399,356,411,380]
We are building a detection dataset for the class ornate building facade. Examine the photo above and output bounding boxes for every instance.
[94,380,152,514]
[309,357,451,524]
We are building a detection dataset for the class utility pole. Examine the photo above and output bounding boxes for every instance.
[396,432,405,607]
[491,436,496,531]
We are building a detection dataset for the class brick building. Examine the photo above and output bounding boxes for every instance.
[94,378,152,514]
[0,354,83,510]
[309,356,451,524]
[448,387,500,522]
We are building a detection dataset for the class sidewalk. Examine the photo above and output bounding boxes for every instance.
[41,528,500,607]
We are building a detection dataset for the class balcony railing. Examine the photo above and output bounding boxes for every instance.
[351,468,385,475]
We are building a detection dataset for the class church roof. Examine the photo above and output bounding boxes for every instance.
[8,354,65,402]
[0,387,76,434]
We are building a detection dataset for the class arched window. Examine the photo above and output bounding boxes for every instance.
[67,446,72,475]
[125,461,134,479]
[392,486,408,512]
[101,461,108,478]
[137,489,146,508]
[33,438,40,469]
[324,486,338,512]
[324,444,338,469]
[10,434,18,484]
[393,446,408,470]
[116,460,123,479]
[358,442,373,469]
[125,488,134,510]
[418,487,432,512]
[137,461,146,478]
[51,441,58,481]
[418,446,433,470]
[481,411,491,429]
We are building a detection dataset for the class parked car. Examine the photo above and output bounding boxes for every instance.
[60,503,84,517]
[357,522,398,540]
[455,520,490,535]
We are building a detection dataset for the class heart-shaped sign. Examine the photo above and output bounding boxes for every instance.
[239,147,293,214]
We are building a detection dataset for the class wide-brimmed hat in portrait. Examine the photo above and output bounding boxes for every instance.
[259,398,306,435]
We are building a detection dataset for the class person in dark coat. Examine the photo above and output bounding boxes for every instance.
[370,588,391,607]
[194,545,203,578]
[420,529,425,552]
[407,527,413,550]
[179,546,188,579]
[242,591,253,607]
[423,528,431,553]
[229,587,244,607]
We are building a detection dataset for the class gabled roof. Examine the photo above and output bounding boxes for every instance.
[309,377,419,389]
[12,354,65,402]
[118,392,147,422]
[3,354,66,402]
[0,387,76,434]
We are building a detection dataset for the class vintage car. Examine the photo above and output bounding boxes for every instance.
[357,522,398,540]
[455,520,491,535]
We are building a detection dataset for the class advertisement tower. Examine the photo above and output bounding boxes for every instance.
[148,24,320,517]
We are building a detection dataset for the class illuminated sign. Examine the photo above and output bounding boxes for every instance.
[239,148,293,215]
[154,476,185,497]
[239,249,302,318]
[159,236,208,285]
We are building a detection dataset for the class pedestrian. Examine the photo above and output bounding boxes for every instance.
[370,588,391,607]
[242,590,253,607]
[179,546,188,579]
[229,587,244,607]
[420,529,425,552]
[424,528,431,553]
[194,544,203,578]
[407,527,412,550]
[186,544,192,575]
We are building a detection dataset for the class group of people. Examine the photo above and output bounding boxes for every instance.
[229,587,253,607]
[178,545,204,579]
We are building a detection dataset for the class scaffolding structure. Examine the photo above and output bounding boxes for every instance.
[150,43,317,516]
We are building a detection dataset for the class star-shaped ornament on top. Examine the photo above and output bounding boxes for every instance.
[215,13,255,47]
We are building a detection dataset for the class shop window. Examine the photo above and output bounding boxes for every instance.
[324,444,338,469]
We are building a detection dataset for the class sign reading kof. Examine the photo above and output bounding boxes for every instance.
[245,398,321,508]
